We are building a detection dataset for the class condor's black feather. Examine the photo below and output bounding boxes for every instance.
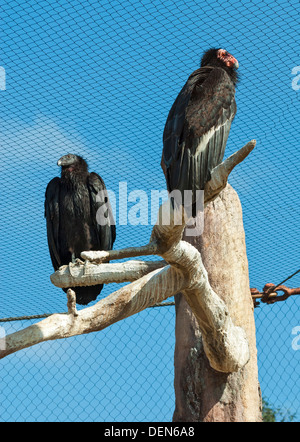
[161,48,238,217]
[45,154,116,305]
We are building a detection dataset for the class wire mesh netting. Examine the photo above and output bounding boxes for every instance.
[1,0,299,422]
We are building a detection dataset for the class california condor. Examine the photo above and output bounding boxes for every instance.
[45,154,116,305]
[161,48,239,217]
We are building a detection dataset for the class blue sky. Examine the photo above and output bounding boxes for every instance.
[1,0,300,422]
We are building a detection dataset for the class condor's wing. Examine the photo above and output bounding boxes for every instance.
[87,172,116,251]
[45,177,61,270]
[162,66,236,203]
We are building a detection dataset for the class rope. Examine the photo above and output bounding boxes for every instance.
[0,313,65,323]
[274,268,300,289]
[150,302,175,308]
[0,302,175,323]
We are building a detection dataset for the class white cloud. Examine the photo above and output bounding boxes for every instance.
[0,115,92,170]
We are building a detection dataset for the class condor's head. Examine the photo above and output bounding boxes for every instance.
[57,153,88,179]
[201,48,239,83]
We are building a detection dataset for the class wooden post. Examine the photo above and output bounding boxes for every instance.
[173,184,262,422]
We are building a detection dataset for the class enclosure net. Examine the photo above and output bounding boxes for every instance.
[1,0,299,422]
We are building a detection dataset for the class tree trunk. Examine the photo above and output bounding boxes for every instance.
[173,184,262,422]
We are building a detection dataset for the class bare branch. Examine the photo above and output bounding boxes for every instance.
[1,233,249,372]
[0,264,184,360]
[67,289,78,317]
[81,242,159,263]
[51,259,167,288]
[204,140,256,205]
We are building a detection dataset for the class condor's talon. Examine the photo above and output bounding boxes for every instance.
[68,258,85,276]
[68,262,76,277]
[83,260,90,276]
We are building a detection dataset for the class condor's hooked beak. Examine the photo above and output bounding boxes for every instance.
[57,154,75,167]
[217,49,239,69]
[232,58,239,69]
